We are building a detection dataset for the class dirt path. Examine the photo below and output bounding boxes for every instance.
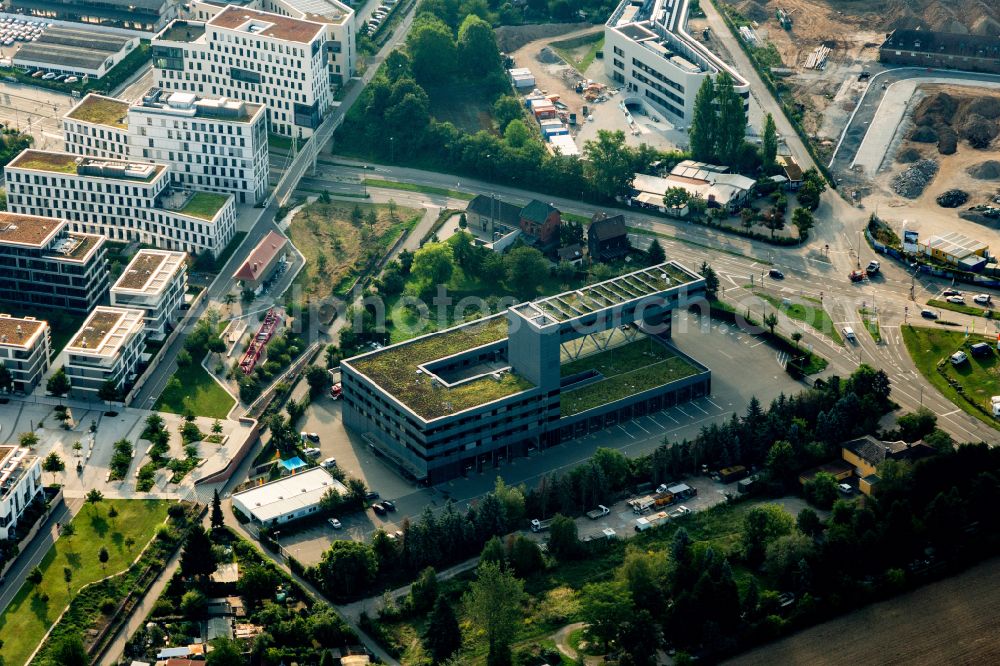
[553,621,604,666]
[727,556,1000,665]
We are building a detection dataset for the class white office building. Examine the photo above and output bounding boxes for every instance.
[63,90,269,205]
[5,149,237,258]
[152,6,334,138]
[110,250,188,339]
[0,446,43,539]
[605,0,749,124]
[231,466,348,525]
[64,306,147,399]
[0,315,51,394]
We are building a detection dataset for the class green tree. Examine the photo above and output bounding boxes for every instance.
[798,180,822,211]
[503,118,530,148]
[48,635,87,666]
[457,15,502,77]
[98,545,109,571]
[46,367,71,398]
[645,239,665,267]
[689,76,717,161]
[63,566,72,592]
[493,96,523,132]
[42,452,64,484]
[181,589,208,618]
[547,514,579,560]
[384,48,412,82]
[763,312,778,335]
[508,534,544,576]
[791,207,814,238]
[617,546,669,614]
[27,566,43,586]
[411,241,455,294]
[313,540,378,599]
[306,365,331,397]
[803,471,839,509]
[211,488,225,530]
[19,431,38,448]
[715,72,747,161]
[85,488,104,512]
[180,525,218,579]
[699,261,719,300]
[503,246,548,299]
[480,535,505,565]
[896,407,937,442]
[406,16,457,85]
[791,331,803,349]
[742,503,795,566]
[762,113,778,167]
[410,566,439,612]
[464,561,523,666]
[206,638,244,666]
[662,186,691,211]
[584,130,635,200]
[425,595,462,663]
[97,379,120,405]
[580,579,632,649]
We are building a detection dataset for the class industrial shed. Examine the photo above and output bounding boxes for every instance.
[13,27,139,79]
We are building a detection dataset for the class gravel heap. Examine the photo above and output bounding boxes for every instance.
[936,189,969,208]
[967,160,1000,180]
[892,159,939,198]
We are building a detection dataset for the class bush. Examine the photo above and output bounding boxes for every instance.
[100,597,117,615]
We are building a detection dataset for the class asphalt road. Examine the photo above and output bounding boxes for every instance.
[0,497,77,613]
[828,66,1000,174]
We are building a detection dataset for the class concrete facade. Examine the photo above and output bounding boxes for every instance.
[0,315,51,394]
[604,0,749,123]
[64,306,146,399]
[0,446,43,540]
[110,249,188,339]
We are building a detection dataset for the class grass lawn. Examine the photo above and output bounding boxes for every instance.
[153,359,235,419]
[364,178,473,200]
[858,307,881,343]
[0,499,170,666]
[178,191,229,220]
[289,200,422,300]
[560,339,702,416]
[754,291,843,345]
[424,81,497,133]
[551,32,605,73]
[901,325,1000,430]
[927,298,991,318]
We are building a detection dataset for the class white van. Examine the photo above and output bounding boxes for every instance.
[843,326,856,342]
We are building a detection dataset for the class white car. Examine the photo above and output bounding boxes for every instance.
[303,446,321,458]
[328,518,342,529]
[992,396,1000,417]
[974,294,992,305]
[843,326,856,342]
[946,295,965,304]
[838,483,853,494]
[950,351,968,365]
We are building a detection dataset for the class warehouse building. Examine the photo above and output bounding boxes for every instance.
[63,89,270,205]
[0,212,109,313]
[880,29,1000,75]
[10,0,180,32]
[342,261,710,483]
[152,6,334,138]
[0,315,51,394]
[232,467,348,525]
[604,0,749,124]
[110,250,187,339]
[13,27,141,79]
[5,149,237,257]
[64,306,146,399]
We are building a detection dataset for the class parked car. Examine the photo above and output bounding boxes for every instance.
[41,72,56,79]
[838,483,853,494]
[321,457,337,469]
[365,490,380,500]
[971,343,992,358]
[328,518,342,529]
[381,500,396,511]
[768,269,784,279]
[330,382,342,399]
[372,502,387,516]
[303,447,321,458]
[849,270,866,282]
[950,351,968,365]
[974,294,992,305]
[946,295,965,304]
[943,288,962,297]
[921,309,938,319]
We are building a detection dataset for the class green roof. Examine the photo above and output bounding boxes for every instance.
[67,95,129,129]
[177,192,229,220]
[560,338,702,416]
[11,150,78,174]
[350,316,534,420]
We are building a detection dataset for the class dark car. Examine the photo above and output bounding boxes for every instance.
[971,343,992,358]
[364,490,380,500]
[769,269,784,279]
[943,288,962,297]
[372,502,387,516]
[920,309,938,319]
[381,500,397,511]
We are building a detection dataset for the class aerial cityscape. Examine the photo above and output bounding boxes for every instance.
[0,0,998,663]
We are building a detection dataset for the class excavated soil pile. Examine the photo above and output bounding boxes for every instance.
[968,160,1000,180]
[936,189,969,207]
[912,91,1000,153]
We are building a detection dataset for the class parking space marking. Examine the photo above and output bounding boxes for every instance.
[632,420,651,434]
[617,424,636,439]
[675,405,693,418]
[706,398,723,410]
[660,410,679,423]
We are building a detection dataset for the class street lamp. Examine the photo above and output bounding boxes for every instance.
[389,136,394,163]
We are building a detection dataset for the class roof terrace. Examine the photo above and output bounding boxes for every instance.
[67,307,144,357]
[158,20,206,43]
[112,250,184,293]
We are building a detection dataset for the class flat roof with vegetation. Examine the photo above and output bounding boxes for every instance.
[176,191,229,220]
[10,150,79,174]
[349,316,534,420]
[560,338,702,416]
[66,94,129,129]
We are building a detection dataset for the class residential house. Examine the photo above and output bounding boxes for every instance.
[842,435,936,496]
[518,199,561,247]
[465,195,520,237]
[587,213,629,262]
[234,231,288,294]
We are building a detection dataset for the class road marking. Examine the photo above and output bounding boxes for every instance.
[632,420,651,434]
[617,424,636,439]
[941,409,960,416]
[660,410,679,423]
[689,401,709,415]
[706,398,723,410]
[675,405,693,418]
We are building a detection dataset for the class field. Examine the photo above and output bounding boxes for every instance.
[0,499,170,666]
[729,556,1000,665]
[753,291,843,345]
[153,360,235,419]
[289,201,423,300]
[425,81,498,133]
[901,325,1000,430]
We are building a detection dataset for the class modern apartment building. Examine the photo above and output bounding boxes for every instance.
[605,0,749,124]
[0,315,51,394]
[64,306,146,399]
[110,250,188,339]
[187,0,356,88]
[0,212,108,313]
[342,261,710,483]
[63,90,269,205]
[5,149,237,257]
[152,6,334,138]
[0,446,43,539]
